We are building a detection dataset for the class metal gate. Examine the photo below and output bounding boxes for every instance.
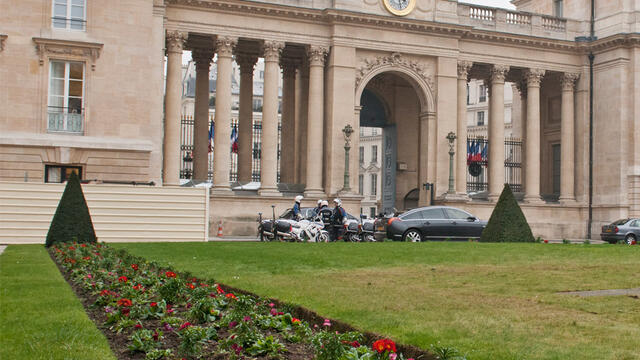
[180,115,280,183]
[466,136,522,193]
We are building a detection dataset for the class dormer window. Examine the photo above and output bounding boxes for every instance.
[52,0,86,31]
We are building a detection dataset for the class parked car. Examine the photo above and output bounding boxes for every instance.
[600,218,640,244]
[385,206,487,242]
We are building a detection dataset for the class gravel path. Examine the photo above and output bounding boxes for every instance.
[561,288,640,297]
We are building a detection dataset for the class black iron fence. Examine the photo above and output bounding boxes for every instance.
[466,136,522,193]
[180,115,280,183]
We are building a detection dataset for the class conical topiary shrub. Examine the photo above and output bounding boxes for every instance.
[480,183,534,242]
[45,172,97,247]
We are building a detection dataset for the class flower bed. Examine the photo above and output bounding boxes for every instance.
[50,242,424,360]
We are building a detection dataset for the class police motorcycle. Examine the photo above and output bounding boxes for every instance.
[258,206,315,241]
[343,215,362,242]
[358,214,377,242]
[291,214,330,243]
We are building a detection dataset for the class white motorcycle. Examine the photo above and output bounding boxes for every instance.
[291,217,330,243]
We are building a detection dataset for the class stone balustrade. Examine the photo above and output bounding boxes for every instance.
[457,3,584,41]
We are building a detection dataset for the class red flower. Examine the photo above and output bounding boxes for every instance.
[153,330,159,341]
[117,298,132,307]
[150,302,157,307]
[179,322,191,330]
[350,341,360,348]
[135,324,142,329]
[225,293,237,300]
[372,339,396,354]
[165,271,177,278]
[68,246,75,250]
[133,284,144,291]
[118,276,128,283]
[216,285,225,294]
[186,283,195,290]
[80,244,87,248]
[121,308,130,316]
[82,256,91,260]
[291,317,301,324]
[131,264,138,271]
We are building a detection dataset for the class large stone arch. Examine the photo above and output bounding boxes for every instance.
[354,52,436,114]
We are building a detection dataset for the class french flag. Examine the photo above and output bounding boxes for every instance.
[467,140,475,165]
[208,121,214,153]
[230,124,238,154]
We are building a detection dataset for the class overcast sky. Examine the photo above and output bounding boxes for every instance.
[462,0,515,9]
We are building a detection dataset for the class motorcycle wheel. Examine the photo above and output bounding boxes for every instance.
[319,232,330,243]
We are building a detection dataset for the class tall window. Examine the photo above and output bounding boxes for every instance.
[358,174,364,195]
[477,111,485,126]
[370,207,376,218]
[252,99,262,112]
[553,0,563,17]
[359,146,364,165]
[371,145,378,163]
[52,0,86,30]
[370,174,377,196]
[45,165,82,183]
[48,60,84,133]
[479,84,487,103]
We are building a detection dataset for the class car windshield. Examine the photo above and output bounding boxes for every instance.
[612,219,631,225]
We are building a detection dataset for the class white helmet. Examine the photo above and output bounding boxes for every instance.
[317,199,322,205]
[321,200,329,207]
[333,198,342,206]
[295,195,303,203]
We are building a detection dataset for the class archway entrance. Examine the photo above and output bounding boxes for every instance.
[357,71,428,214]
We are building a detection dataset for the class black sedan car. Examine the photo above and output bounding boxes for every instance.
[385,206,487,242]
[600,218,640,244]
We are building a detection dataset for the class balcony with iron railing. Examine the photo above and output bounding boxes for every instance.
[457,3,585,41]
[52,17,87,31]
[48,106,84,134]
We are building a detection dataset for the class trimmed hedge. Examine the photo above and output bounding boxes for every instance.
[45,172,97,247]
[480,183,534,242]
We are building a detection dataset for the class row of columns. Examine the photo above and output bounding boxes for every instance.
[163,30,329,197]
[455,61,579,203]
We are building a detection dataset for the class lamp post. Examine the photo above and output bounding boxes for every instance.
[341,124,354,192]
[446,131,456,194]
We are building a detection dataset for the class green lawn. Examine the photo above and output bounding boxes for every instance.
[114,241,640,360]
[0,245,115,360]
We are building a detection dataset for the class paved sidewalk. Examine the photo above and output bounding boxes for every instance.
[561,288,640,297]
[0,245,6,255]
[208,236,259,242]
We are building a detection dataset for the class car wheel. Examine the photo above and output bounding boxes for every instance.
[625,234,636,245]
[403,229,423,242]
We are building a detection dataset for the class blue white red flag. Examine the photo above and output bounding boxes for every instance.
[467,140,474,165]
[481,142,487,161]
[208,121,214,153]
[230,124,238,154]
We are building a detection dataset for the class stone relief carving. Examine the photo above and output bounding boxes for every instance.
[0,35,6,52]
[215,36,237,58]
[490,64,510,83]
[524,68,545,87]
[33,38,103,70]
[307,45,328,65]
[262,41,284,62]
[355,52,434,93]
[561,72,580,90]
[457,60,473,79]
[165,30,187,54]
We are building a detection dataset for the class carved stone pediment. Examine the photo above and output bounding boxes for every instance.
[33,37,103,70]
[355,52,434,92]
[0,34,6,52]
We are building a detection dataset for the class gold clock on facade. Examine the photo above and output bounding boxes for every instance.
[382,0,416,16]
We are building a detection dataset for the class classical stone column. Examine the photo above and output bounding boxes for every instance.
[236,53,258,183]
[192,48,215,182]
[516,80,527,189]
[304,46,328,197]
[296,62,310,184]
[279,58,299,184]
[212,36,236,192]
[163,30,186,186]
[418,112,433,206]
[560,72,579,203]
[456,61,472,196]
[523,68,545,203]
[488,65,509,201]
[258,41,284,196]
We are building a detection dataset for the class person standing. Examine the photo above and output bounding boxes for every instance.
[331,198,346,241]
[293,195,303,220]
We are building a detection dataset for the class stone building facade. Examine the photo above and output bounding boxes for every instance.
[1,0,639,238]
